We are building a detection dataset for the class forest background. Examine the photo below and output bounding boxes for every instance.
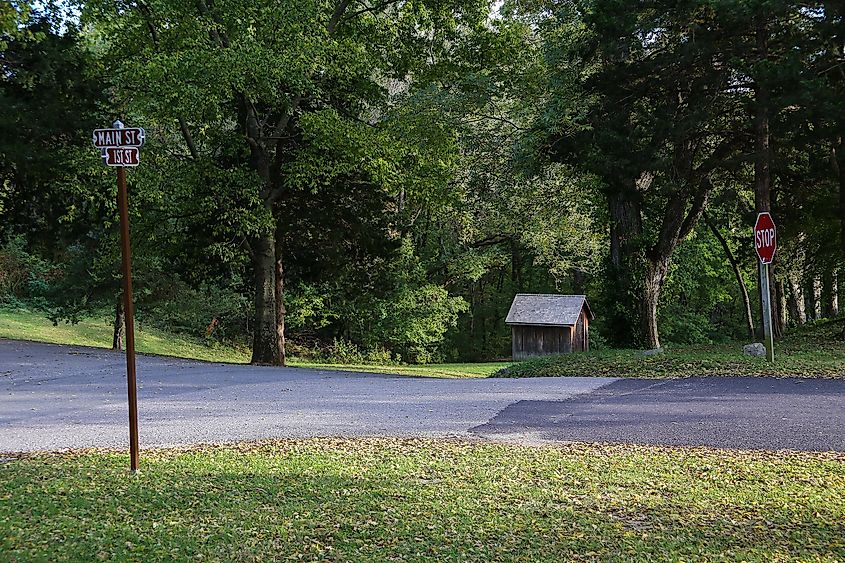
[2,0,844,366]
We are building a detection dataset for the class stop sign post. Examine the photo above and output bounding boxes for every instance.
[754,212,777,362]
[93,120,143,472]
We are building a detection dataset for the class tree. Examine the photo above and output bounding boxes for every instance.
[85,0,491,365]
[0,12,109,248]
[533,0,747,348]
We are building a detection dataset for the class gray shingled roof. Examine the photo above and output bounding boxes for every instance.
[505,294,592,326]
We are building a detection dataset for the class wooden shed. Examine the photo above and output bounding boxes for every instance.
[505,294,594,360]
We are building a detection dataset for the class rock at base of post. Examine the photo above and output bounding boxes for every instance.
[743,343,767,357]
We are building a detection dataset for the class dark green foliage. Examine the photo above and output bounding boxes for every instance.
[0,14,110,249]
[5,2,845,362]
[659,228,753,344]
[0,236,53,307]
[141,282,249,343]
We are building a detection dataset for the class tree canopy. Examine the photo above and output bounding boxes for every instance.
[2,1,844,363]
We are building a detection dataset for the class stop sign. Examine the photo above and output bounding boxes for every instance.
[754,212,777,264]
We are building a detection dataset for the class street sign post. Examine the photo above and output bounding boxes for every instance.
[94,120,142,472]
[754,212,777,362]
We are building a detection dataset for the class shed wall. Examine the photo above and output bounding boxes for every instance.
[574,310,588,352]
[512,325,572,360]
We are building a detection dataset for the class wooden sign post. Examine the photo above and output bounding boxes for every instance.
[93,120,144,472]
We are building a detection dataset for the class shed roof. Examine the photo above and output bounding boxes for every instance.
[505,294,593,327]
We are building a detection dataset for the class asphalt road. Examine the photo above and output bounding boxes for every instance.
[2,339,844,452]
[0,339,613,451]
[473,377,845,452]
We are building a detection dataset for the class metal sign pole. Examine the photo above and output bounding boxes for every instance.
[117,163,140,472]
[759,260,775,363]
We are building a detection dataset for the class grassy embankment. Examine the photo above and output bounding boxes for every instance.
[1,438,842,561]
[0,308,507,378]
[498,320,845,379]
[4,306,845,379]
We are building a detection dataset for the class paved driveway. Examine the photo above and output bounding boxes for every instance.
[3,339,844,452]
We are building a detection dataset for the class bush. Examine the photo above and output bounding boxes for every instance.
[658,311,715,345]
[284,239,468,364]
[141,282,250,343]
[367,284,468,364]
[0,237,54,306]
[287,338,399,366]
[588,329,608,351]
[326,338,365,364]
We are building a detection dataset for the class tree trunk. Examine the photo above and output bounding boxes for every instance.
[833,138,845,256]
[609,189,643,269]
[275,239,286,367]
[787,270,806,325]
[776,277,787,333]
[824,269,839,318]
[607,188,644,346]
[112,299,125,351]
[250,232,281,365]
[771,266,784,338]
[704,214,755,339]
[813,276,823,320]
[640,260,667,350]
[804,285,814,321]
[754,13,771,214]
[572,269,587,294]
[754,11,778,340]
[839,141,845,257]
[510,243,522,289]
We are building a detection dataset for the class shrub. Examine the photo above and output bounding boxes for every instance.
[142,282,250,343]
[0,237,53,306]
[368,284,468,364]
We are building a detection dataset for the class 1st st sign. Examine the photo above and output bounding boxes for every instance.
[103,146,140,167]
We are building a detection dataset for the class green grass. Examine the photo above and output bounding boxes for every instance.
[6,306,845,380]
[0,307,506,378]
[498,320,845,379]
[0,308,250,364]
[294,360,509,378]
[1,438,842,561]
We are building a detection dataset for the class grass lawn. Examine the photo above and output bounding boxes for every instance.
[0,308,507,378]
[0,308,249,364]
[294,360,508,378]
[5,306,845,380]
[1,439,842,561]
[498,320,845,379]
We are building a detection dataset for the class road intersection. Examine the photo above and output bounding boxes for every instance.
[2,339,843,452]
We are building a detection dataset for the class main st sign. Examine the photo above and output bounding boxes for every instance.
[92,127,145,149]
